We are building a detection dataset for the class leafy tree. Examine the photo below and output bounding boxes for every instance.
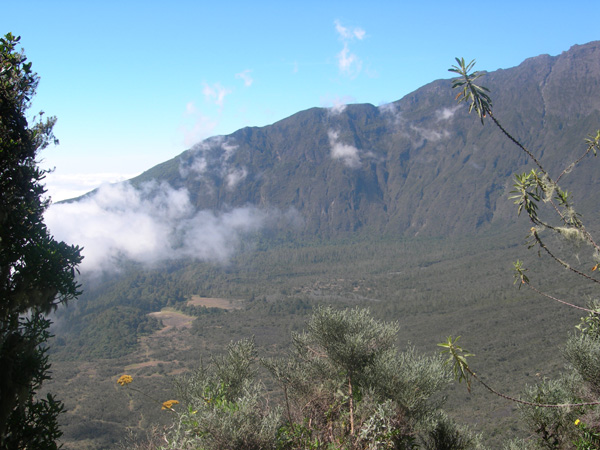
[0,33,83,447]
[443,58,600,448]
[270,306,481,449]
[292,306,399,438]
[167,338,280,450]
[157,307,483,449]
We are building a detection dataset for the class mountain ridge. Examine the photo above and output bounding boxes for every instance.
[119,41,600,240]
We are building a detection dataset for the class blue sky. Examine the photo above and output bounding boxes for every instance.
[4,1,600,200]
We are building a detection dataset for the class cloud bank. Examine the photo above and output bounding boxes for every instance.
[45,181,267,273]
[43,171,139,203]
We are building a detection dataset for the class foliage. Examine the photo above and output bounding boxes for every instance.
[74,305,160,359]
[438,336,474,392]
[157,307,483,450]
[0,33,83,447]
[48,229,575,448]
[519,375,581,448]
[445,57,600,447]
[166,338,281,450]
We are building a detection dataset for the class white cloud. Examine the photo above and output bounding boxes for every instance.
[185,101,197,114]
[221,141,238,160]
[235,69,253,87]
[353,28,366,41]
[435,106,460,121]
[178,137,239,179]
[182,155,207,177]
[379,102,452,144]
[333,21,365,77]
[45,181,268,273]
[43,171,139,202]
[337,43,362,77]
[378,102,397,115]
[181,110,218,147]
[203,82,231,109]
[410,124,450,142]
[379,102,404,128]
[328,130,361,168]
[320,95,356,115]
[226,167,248,190]
[334,20,365,41]
[330,103,346,115]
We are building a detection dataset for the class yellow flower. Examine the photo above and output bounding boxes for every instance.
[117,375,133,386]
[162,400,179,410]
[575,419,581,426]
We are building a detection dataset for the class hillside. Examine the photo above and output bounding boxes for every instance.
[130,41,600,237]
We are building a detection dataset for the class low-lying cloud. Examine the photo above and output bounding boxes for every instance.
[43,171,139,203]
[179,136,244,184]
[328,130,361,168]
[320,95,356,115]
[45,181,268,273]
[435,106,460,121]
[226,167,248,190]
[409,125,450,142]
[379,102,454,145]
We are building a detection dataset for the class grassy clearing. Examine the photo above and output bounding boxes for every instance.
[187,296,241,310]
[149,308,195,330]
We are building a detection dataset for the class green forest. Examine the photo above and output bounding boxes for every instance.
[45,222,597,448]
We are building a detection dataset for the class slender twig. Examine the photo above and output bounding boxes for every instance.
[556,142,596,184]
[468,369,600,408]
[488,112,549,179]
[532,231,600,285]
[348,374,355,436]
[580,228,600,254]
[523,282,597,314]
[282,385,295,433]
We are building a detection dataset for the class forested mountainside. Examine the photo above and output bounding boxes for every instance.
[129,41,600,238]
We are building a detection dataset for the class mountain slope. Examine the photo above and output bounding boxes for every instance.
[131,41,600,238]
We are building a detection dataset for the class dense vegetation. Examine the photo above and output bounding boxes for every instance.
[0,33,82,448]
[129,306,483,449]
[43,227,588,449]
